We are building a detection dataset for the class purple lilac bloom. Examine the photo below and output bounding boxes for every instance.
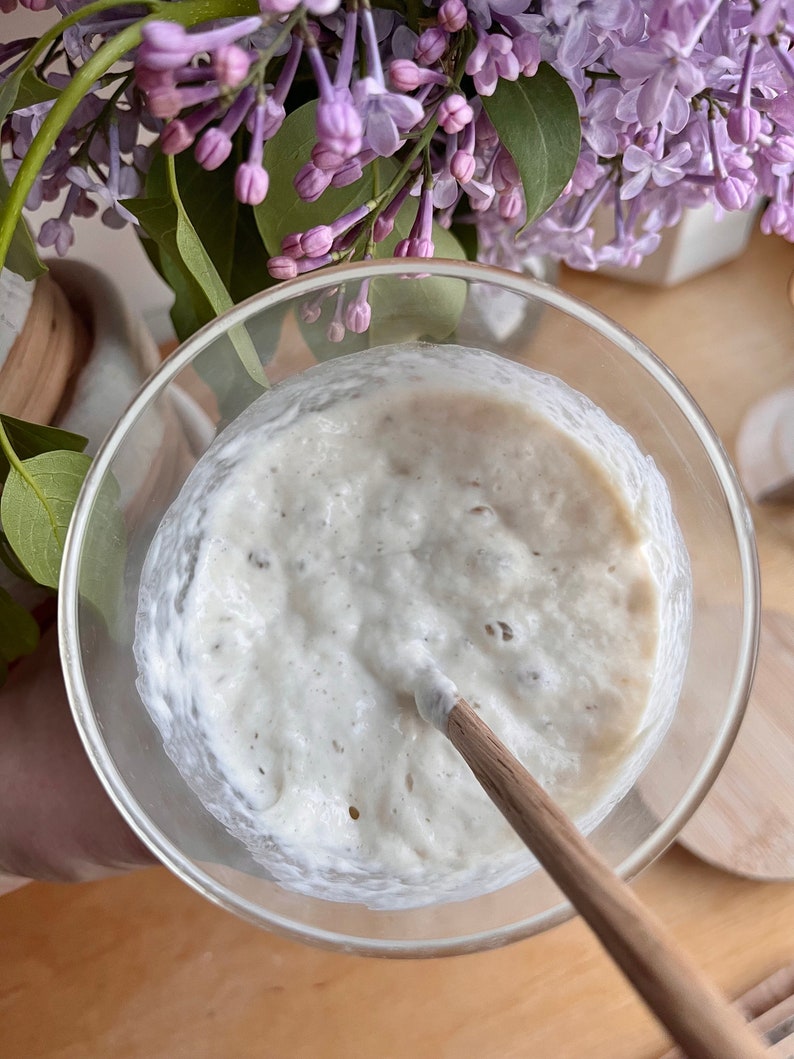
[7,0,794,300]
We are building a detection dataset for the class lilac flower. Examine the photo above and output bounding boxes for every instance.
[465,34,519,96]
[620,142,692,200]
[612,34,706,128]
[353,77,423,156]
[580,87,622,157]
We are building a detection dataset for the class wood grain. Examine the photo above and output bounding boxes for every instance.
[2,230,794,1059]
[447,697,768,1059]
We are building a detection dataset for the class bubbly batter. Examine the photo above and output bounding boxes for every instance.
[135,344,691,908]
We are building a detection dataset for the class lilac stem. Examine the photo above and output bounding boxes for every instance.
[306,41,334,101]
[220,85,254,134]
[335,8,357,89]
[360,6,384,86]
[273,34,302,105]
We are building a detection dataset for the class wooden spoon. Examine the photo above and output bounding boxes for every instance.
[444,696,768,1059]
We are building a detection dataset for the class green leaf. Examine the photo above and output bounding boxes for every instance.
[369,200,467,344]
[0,586,39,668]
[0,66,59,128]
[0,167,46,281]
[1,450,92,589]
[13,69,60,110]
[0,414,87,483]
[482,64,580,232]
[0,68,57,281]
[169,149,274,305]
[257,101,381,256]
[0,531,37,585]
[126,153,266,386]
[77,469,127,633]
[450,220,479,262]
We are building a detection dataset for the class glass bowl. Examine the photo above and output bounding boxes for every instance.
[59,259,759,957]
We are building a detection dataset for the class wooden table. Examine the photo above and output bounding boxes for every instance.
[3,230,794,1059]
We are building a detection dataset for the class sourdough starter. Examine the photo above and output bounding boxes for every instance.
[135,343,690,908]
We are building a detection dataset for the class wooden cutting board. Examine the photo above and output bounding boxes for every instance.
[679,610,794,880]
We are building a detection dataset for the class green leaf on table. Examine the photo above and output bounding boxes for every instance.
[257,101,384,256]
[482,64,580,231]
[0,450,92,589]
[0,414,87,483]
[0,586,39,670]
[126,154,266,387]
[368,199,467,344]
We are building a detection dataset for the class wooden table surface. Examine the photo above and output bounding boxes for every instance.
[3,229,794,1059]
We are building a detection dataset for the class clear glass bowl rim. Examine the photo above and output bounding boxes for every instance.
[59,257,760,957]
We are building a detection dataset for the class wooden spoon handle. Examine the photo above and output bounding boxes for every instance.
[446,698,768,1059]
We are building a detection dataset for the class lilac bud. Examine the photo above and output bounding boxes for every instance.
[39,218,74,256]
[20,0,54,9]
[761,201,794,237]
[195,127,232,170]
[437,94,473,134]
[331,158,363,188]
[312,142,346,171]
[301,225,334,257]
[42,178,61,203]
[493,150,520,191]
[235,162,269,205]
[475,111,499,149]
[438,0,467,33]
[373,214,396,241]
[160,120,195,155]
[715,173,754,211]
[764,135,794,164]
[214,44,250,88]
[394,236,434,257]
[345,297,371,333]
[261,97,286,139]
[147,86,184,120]
[134,62,172,92]
[294,162,333,202]
[281,232,304,259]
[74,192,98,219]
[140,22,193,70]
[327,319,346,343]
[316,99,363,160]
[450,149,476,183]
[268,255,299,280]
[727,105,761,146]
[498,188,523,221]
[512,33,540,77]
[390,59,422,92]
[300,302,323,324]
[415,28,447,66]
